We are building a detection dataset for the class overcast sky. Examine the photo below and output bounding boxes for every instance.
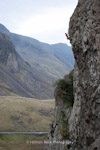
[0,0,78,45]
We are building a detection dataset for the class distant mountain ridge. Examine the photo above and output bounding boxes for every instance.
[0,24,10,34]
[0,24,74,79]
[0,32,54,98]
[0,23,74,99]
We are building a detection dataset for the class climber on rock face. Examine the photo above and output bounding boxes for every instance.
[65,33,70,40]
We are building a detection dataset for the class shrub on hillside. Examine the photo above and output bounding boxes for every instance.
[54,72,74,106]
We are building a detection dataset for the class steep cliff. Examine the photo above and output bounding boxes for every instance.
[0,32,19,73]
[69,0,100,149]
[47,0,100,149]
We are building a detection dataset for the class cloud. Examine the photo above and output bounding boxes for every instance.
[13,5,76,45]
[15,8,68,33]
[0,0,78,45]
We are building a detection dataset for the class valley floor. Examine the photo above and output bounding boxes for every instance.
[0,96,54,149]
[0,96,55,131]
[0,134,48,150]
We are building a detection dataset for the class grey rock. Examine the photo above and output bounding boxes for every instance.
[47,0,100,149]
[68,0,100,149]
[47,72,73,150]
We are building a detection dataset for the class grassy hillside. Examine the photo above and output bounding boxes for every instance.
[0,96,55,131]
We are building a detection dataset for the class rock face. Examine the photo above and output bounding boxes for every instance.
[47,0,100,149]
[69,0,100,149]
[0,33,19,73]
[47,72,73,150]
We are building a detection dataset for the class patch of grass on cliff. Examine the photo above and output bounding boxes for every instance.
[54,72,74,106]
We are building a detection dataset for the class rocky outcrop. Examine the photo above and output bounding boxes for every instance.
[7,53,19,73]
[68,0,100,149]
[47,71,73,150]
[0,33,19,72]
[47,0,100,149]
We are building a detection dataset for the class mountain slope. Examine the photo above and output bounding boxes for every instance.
[0,24,74,81]
[0,32,53,99]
